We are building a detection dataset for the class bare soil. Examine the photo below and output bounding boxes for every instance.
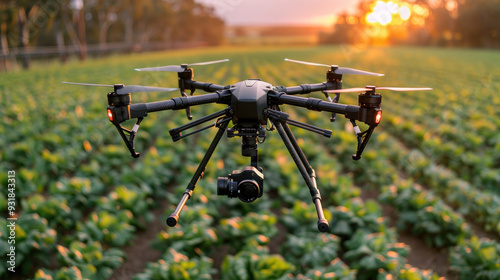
[109,197,169,280]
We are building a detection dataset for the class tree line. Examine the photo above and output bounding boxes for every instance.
[0,0,225,70]
[321,0,500,48]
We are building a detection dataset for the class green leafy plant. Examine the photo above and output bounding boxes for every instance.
[219,211,278,251]
[328,198,386,240]
[281,201,333,235]
[55,241,125,280]
[301,258,355,280]
[281,232,340,273]
[96,185,154,227]
[133,249,214,280]
[49,177,105,208]
[0,167,44,197]
[154,223,218,258]
[376,265,442,280]
[328,176,361,206]
[450,236,500,280]
[0,214,57,276]
[75,209,135,247]
[153,205,218,257]
[22,194,80,230]
[32,266,84,280]
[379,181,471,247]
[221,250,294,280]
[344,230,409,280]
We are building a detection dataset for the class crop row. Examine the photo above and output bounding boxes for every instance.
[383,114,500,193]
[374,130,500,237]
[342,113,500,278]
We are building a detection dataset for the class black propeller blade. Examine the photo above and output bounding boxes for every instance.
[285,58,385,77]
[134,59,230,72]
[62,82,178,95]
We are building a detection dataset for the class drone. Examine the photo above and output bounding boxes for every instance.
[64,58,431,232]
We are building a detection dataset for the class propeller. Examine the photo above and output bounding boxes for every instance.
[134,59,230,72]
[324,86,433,94]
[62,82,178,95]
[284,58,384,77]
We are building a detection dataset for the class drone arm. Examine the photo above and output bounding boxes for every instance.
[272,92,359,119]
[146,92,227,112]
[278,82,336,95]
[129,91,230,119]
[187,80,228,92]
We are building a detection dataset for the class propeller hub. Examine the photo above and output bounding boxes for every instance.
[114,84,125,92]
[365,85,376,92]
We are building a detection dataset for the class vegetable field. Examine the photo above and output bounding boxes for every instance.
[1,46,500,280]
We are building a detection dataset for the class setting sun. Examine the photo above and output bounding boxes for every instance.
[365,1,413,26]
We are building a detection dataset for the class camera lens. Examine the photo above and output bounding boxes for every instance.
[217,177,238,198]
[237,180,260,203]
[217,177,230,196]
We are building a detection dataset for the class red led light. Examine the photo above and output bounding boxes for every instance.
[375,110,382,124]
[107,108,114,122]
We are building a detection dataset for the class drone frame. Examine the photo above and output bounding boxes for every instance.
[103,63,391,233]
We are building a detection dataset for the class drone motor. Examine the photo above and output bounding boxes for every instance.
[107,90,132,124]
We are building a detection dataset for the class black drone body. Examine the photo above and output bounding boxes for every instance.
[230,79,270,125]
[64,59,431,232]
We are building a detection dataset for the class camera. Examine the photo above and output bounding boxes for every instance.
[217,166,264,203]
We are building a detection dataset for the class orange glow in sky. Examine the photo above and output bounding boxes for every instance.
[365,1,413,26]
[197,0,362,26]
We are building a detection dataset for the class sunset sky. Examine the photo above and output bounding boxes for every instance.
[197,0,362,26]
